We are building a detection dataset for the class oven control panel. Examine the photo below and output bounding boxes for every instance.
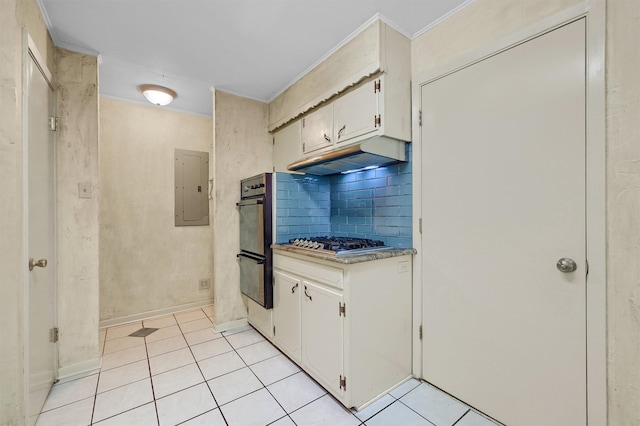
[241,173,269,198]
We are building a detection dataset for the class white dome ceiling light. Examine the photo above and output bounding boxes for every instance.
[139,84,177,106]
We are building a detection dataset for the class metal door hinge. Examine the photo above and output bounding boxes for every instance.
[273,326,276,336]
[302,118,306,128]
[374,80,381,93]
[48,116,58,131]
[419,218,422,234]
[419,110,422,127]
[50,327,59,343]
[586,259,589,276]
[419,325,423,340]
[374,114,381,128]
[272,136,275,145]
[272,276,275,287]
[302,142,306,152]
[339,302,346,317]
[340,375,347,391]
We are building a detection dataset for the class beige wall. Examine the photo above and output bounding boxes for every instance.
[54,48,101,374]
[211,91,271,327]
[412,0,639,424]
[606,1,640,424]
[99,98,214,320]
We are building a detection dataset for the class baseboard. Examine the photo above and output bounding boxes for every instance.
[212,318,248,333]
[57,358,101,383]
[99,300,214,329]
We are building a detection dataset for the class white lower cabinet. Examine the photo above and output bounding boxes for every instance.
[272,271,301,362]
[300,280,344,398]
[271,251,413,410]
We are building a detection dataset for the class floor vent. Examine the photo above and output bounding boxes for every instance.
[129,327,158,338]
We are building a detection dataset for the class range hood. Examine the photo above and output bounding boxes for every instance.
[287,136,407,176]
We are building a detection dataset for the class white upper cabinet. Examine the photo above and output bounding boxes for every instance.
[273,120,301,173]
[301,104,333,155]
[334,79,380,145]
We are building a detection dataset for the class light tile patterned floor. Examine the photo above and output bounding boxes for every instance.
[36,305,502,426]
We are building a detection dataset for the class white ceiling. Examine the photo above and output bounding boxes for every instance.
[39,0,470,116]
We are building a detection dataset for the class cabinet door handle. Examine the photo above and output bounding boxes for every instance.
[337,125,346,139]
[304,285,313,301]
[291,283,298,293]
[323,133,331,143]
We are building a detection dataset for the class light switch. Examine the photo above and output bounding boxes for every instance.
[78,182,92,199]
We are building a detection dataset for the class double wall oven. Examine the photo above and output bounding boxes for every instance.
[237,173,273,308]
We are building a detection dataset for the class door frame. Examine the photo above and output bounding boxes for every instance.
[22,31,58,424]
[410,1,606,424]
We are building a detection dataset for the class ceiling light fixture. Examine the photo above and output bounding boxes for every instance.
[139,84,177,106]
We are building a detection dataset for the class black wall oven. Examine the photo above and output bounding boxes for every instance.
[237,173,273,309]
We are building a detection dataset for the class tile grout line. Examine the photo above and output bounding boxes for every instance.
[451,408,471,426]
[143,315,162,426]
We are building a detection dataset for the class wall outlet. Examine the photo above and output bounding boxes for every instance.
[397,261,410,273]
[199,279,210,290]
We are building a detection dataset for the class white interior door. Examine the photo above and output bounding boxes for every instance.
[420,19,586,426]
[26,50,57,425]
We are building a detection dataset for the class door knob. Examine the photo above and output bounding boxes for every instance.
[29,257,47,271]
[556,258,577,273]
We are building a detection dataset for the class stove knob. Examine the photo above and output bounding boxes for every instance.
[294,239,302,246]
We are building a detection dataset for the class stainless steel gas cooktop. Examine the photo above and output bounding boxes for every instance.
[284,236,389,257]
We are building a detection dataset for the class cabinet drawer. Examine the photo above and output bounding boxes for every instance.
[274,254,343,290]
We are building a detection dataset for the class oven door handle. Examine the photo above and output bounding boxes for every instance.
[236,198,264,207]
[236,253,265,264]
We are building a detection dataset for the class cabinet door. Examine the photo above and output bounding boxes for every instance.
[301,280,344,397]
[273,120,301,173]
[334,79,380,145]
[273,271,301,362]
[301,104,333,154]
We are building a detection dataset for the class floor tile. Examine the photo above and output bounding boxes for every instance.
[179,317,213,334]
[97,360,149,394]
[41,374,98,411]
[35,396,93,426]
[103,336,145,355]
[143,315,177,329]
[219,388,286,426]
[250,354,300,386]
[93,402,158,425]
[156,383,217,426]
[93,378,154,422]
[400,383,469,426]
[184,328,222,346]
[149,347,195,376]
[366,401,433,426]
[105,322,143,341]
[235,340,280,365]
[198,351,246,380]
[201,305,215,317]
[354,394,395,421]
[389,378,421,399]
[289,394,360,426]
[225,329,265,349]
[144,324,182,343]
[146,335,188,357]
[207,367,263,406]
[180,408,226,425]
[268,372,325,413]
[175,309,207,324]
[456,410,500,426]
[190,338,233,361]
[101,345,148,371]
[152,363,205,399]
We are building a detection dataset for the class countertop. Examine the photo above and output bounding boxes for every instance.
[271,244,417,264]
